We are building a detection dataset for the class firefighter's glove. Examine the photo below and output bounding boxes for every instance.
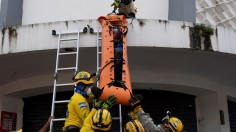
[129,96,142,114]
[92,98,102,109]
[111,0,120,7]
[91,86,104,98]
[102,95,117,110]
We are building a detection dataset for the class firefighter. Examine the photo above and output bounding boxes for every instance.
[111,0,137,18]
[118,0,137,18]
[129,96,184,132]
[80,95,117,132]
[124,119,145,132]
[63,71,95,132]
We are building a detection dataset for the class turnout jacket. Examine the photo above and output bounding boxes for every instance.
[63,93,90,129]
[136,109,165,132]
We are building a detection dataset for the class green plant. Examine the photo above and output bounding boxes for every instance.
[194,24,214,37]
[193,24,214,51]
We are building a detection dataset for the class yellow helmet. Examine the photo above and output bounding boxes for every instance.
[124,119,145,132]
[164,117,184,132]
[92,109,112,131]
[17,129,23,132]
[73,71,94,85]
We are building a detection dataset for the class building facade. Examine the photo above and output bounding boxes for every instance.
[0,0,236,131]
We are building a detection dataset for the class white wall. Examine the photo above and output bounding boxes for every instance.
[1,19,192,54]
[196,92,231,132]
[0,0,2,10]
[216,26,236,54]
[1,96,24,130]
[1,19,236,56]
[22,0,168,25]
[196,93,222,132]
[218,93,230,132]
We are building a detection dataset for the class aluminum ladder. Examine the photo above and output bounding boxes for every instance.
[49,29,85,132]
[94,28,123,132]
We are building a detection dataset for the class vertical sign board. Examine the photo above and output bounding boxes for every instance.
[1,111,17,132]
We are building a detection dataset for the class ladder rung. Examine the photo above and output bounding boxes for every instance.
[55,100,70,103]
[98,38,102,40]
[98,52,102,54]
[60,38,78,41]
[112,117,121,120]
[53,118,66,121]
[59,52,77,55]
[56,83,74,86]
[58,67,76,71]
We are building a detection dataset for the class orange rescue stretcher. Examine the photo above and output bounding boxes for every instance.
[97,15,132,105]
